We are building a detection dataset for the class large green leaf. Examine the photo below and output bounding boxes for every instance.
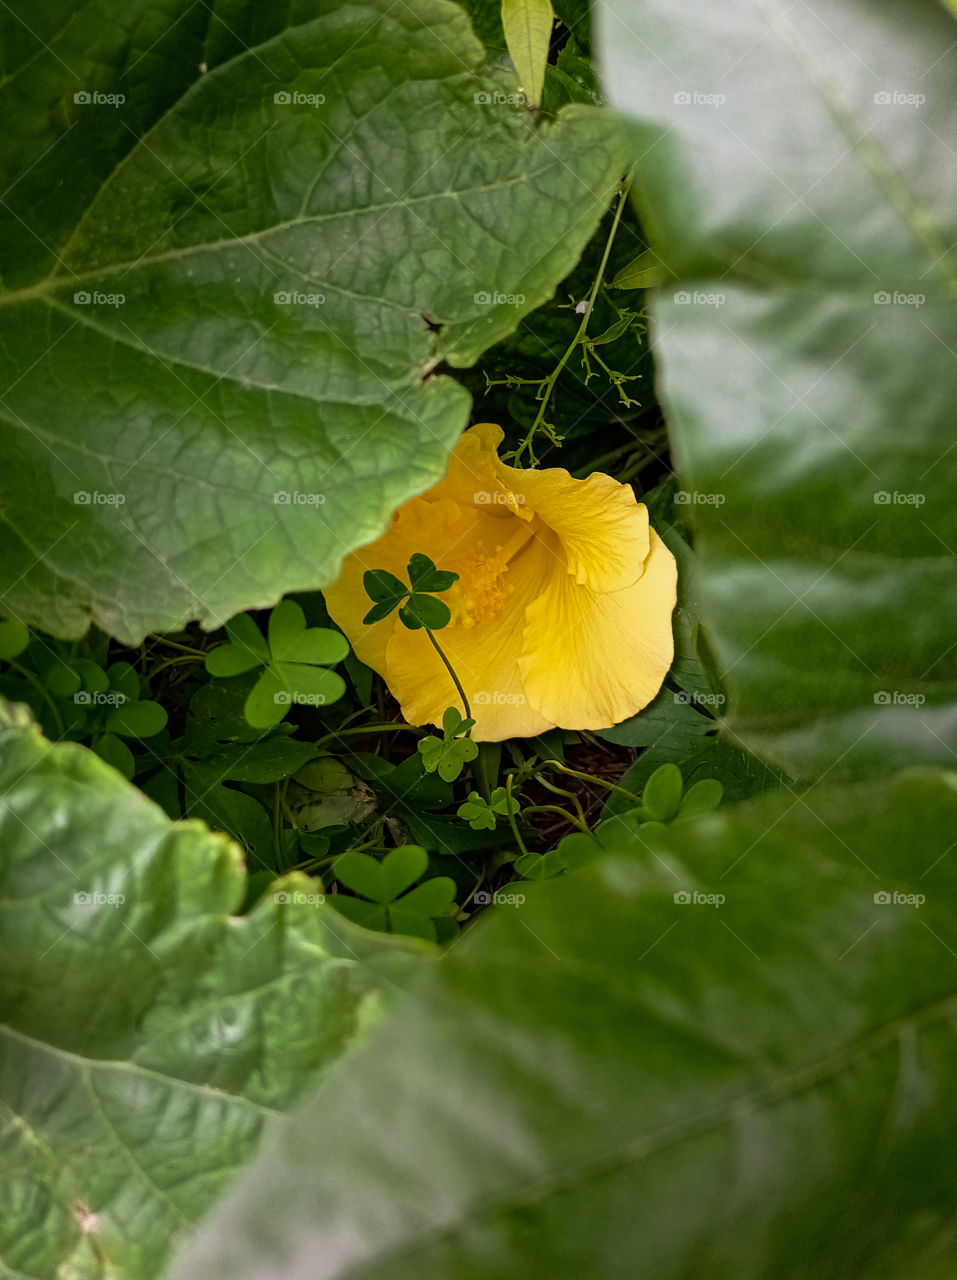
[173,767,957,1280]
[0,0,624,643]
[598,0,957,779]
[0,701,424,1280]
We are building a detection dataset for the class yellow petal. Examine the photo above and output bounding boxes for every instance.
[519,528,677,729]
[446,424,652,592]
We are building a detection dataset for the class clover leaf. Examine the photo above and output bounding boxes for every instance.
[78,661,168,780]
[407,553,459,594]
[458,785,521,831]
[418,706,479,782]
[205,601,348,729]
[362,555,459,631]
[329,845,457,943]
[458,792,497,831]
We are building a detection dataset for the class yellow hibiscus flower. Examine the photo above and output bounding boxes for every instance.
[323,424,677,741]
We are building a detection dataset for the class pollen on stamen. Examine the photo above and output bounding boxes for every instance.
[449,550,513,628]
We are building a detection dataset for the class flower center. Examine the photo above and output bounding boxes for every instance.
[449,521,536,629]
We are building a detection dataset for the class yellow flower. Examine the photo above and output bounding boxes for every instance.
[323,424,677,741]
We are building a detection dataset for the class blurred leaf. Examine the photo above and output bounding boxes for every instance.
[601,0,957,778]
[0,701,423,1280]
[172,768,957,1280]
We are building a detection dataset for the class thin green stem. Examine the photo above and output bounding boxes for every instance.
[536,773,587,826]
[424,628,471,721]
[508,175,633,467]
[543,759,643,806]
[523,804,590,834]
[148,654,204,680]
[273,782,284,868]
[505,774,530,857]
[147,635,207,657]
[316,722,414,745]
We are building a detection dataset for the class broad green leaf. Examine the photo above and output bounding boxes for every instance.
[200,738,319,785]
[173,768,957,1280]
[501,0,554,109]
[185,681,265,747]
[0,701,424,1280]
[598,681,714,748]
[181,761,275,865]
[0,0,625,644]
[599,0,957,779]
